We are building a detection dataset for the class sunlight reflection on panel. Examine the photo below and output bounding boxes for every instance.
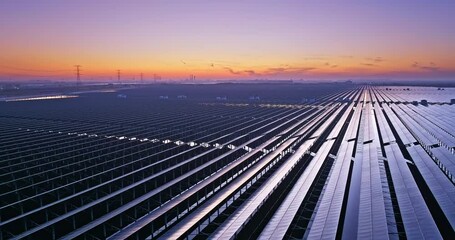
[5,95,78,102]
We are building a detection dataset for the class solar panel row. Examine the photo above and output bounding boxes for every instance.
[0,84,453,239]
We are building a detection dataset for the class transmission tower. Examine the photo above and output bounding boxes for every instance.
[74,65,81,88]
[140,73,144,84]
[117,69,121,85]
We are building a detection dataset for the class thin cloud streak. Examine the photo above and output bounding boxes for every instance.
[365,57,384,63]
[411,62,440,71]
[224,67,257,75]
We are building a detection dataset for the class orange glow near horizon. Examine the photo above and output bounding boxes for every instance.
[2,56,454,82]
[1,46,455,81]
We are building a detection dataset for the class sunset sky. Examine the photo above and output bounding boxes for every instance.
[1,0,454,82]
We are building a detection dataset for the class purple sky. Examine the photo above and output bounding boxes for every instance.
[1,0,454,81]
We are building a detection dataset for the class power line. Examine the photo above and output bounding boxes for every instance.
[0,64,70,72]
[1,72,69,78]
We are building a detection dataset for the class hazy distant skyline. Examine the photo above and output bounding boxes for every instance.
[1,0,454,82]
